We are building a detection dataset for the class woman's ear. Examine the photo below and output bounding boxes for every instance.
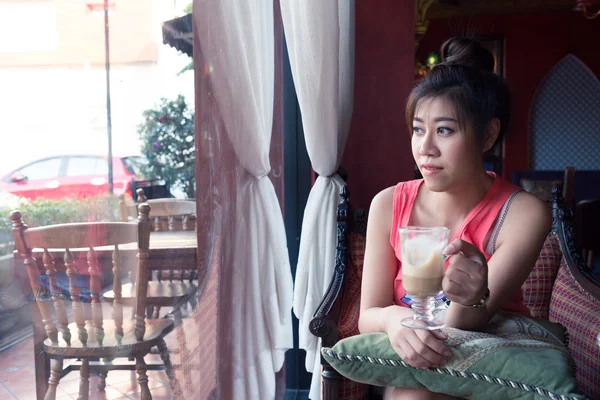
[483,118,500,152]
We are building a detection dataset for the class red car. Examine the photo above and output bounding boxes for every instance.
[0,154,151,200]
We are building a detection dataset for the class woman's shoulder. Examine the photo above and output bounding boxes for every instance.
[367,186,397,238]
[511,190,551,216]
[370,186,395,213]
[370,180,421,210]
[369,180,422,229]
[498,190,552,244]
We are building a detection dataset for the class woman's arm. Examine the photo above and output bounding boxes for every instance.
[359,187,451,369]
[444,192,552,331]
[358,187,399,333]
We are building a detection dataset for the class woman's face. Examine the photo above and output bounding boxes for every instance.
[411,96,482,193]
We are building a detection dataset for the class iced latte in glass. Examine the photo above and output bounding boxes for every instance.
[399,226,449,330]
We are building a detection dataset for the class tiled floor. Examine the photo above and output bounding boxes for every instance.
[0,336,175,400]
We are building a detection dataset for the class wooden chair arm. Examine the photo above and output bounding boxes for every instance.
[309,185,352,400]
[310,186,350,348]
[310,268,345,348]
[552,185,600,300]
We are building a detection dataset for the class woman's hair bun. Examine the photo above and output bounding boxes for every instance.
[440,37,495,73]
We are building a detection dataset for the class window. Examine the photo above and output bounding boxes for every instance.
[18,158,62,180]
[66,157,108,177]
[122,156,147,177]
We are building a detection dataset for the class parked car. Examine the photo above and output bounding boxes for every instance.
[0,154,160,200]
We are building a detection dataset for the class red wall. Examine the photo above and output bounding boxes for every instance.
[416,12,600,179]
[341,0,416,211]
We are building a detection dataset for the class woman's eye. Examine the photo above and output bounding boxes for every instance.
[437,127,454,135]
[412,126,424,135]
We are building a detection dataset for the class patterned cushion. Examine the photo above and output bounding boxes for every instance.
[338,233,365,338]
[323,314,583,400]
[521,233,563,319]
[337,232,368,400]
[549,258,600,399]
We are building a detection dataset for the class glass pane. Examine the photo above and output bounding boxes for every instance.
[18,157,62,180]
[66,157,108,177]
[0,0,290,398]
[121,156,147,177]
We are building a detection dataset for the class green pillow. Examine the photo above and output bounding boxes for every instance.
[322,313,587,400]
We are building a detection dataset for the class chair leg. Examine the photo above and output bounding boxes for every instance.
[173,308,189,353]
[43,358,62,400]
[77,359,90,400]
[172,308,191,389]
[188,294,197,310]
[97,368,108,391]
[153,306,161,319]
[157,338,182,396]
[322,365,341,400]
[136,355,152,400]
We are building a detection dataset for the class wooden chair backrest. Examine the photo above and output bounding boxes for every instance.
[516,166,575,209]
[118,194,137,222]
[119,189,196,232]
[119,192,197,282]
[575,197,600,270]
[145,198,196,217]
[10,203,153,345]
[562,166,575,209]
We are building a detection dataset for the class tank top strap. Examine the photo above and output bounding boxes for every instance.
[458,175,522,256]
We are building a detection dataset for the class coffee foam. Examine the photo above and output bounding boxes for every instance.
[402,237,445,278]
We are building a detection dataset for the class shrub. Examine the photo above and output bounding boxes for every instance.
[0,195,120,256]
[138,95,195,198]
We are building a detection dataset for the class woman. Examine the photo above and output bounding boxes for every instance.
[358,37,551,400]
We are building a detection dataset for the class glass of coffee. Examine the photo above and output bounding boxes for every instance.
[398,226,449,330]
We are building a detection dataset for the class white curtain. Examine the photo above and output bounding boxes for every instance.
[281,1,355,398]
[193,1,293,399]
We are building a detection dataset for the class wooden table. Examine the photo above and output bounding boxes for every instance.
[22,230,197,400]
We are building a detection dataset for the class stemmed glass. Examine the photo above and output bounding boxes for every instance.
[399,226,449,330]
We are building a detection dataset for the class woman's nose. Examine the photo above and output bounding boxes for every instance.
[419,132,439,156]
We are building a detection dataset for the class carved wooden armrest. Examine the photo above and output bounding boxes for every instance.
[310,273,345,349]
[552,185,600,301]
[310,186,350,350]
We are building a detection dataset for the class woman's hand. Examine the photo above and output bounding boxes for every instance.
[442,239,488,307]
[386,309,451,369]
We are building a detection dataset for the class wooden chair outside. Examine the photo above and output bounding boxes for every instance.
[10,204,180,400]
[111,195,197,311]
[120,189,197,233]
[142,193,197,286]
[108,196,198,368]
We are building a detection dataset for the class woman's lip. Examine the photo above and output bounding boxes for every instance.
[421,166,443,176]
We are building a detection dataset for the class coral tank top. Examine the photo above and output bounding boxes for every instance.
[388,172,530,315]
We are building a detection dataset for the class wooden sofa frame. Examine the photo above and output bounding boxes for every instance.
[310,185,600,400]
